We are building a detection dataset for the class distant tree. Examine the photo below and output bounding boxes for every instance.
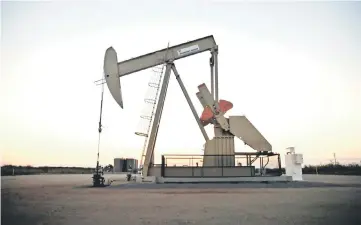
[108,164,113,171]
[302,163,361,175]
[103,164,114,172]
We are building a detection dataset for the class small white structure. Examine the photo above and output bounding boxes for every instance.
[285,147,303,181]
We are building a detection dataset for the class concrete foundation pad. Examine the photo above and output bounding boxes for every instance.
[142,176,157,183]
[156,176,292,183]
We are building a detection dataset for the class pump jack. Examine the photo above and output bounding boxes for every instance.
[103,35,273,178]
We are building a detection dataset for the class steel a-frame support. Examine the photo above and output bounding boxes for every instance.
[142,62,209,176]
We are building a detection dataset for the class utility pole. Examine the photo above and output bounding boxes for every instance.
[333,153,337,165]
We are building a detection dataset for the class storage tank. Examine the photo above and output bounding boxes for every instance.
[114,158,127,172]
[285,147,303,181]
[114,158,138,172]
[126,158,138,171]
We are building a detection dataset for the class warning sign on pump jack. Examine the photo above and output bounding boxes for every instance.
[177,45,200,56]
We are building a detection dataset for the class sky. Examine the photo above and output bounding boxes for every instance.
[1,1,361,167]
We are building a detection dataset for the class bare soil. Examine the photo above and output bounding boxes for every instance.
[2,174,361,225]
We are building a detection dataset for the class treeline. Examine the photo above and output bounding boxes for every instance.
[303,163,361,176]
[265,163,361,176]
[1,165,94,176]
[1,163,361,176]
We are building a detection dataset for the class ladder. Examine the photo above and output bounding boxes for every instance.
[135,62,165,168]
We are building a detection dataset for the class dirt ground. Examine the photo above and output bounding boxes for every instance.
[2,174,361,225]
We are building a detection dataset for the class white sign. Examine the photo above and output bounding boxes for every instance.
[177,44,200,56]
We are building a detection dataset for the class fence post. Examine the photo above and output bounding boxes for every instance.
[161,155,165,177]
[221,155,224,177]
[278,154,282,175]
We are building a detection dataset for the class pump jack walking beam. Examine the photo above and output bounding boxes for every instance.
[104,35,218,109]
[117,36,217,77]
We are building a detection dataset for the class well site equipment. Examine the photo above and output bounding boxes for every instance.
[101,35,303,183]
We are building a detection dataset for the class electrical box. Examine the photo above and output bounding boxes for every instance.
[295,154,303,164]
[285,147,303,181]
